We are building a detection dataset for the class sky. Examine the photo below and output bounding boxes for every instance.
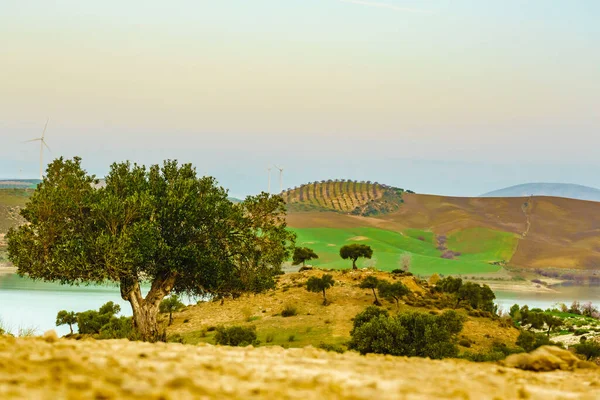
[1,0,599,198]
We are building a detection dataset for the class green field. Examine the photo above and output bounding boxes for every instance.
[290,227,519,275]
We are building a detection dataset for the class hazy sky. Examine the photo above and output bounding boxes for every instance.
[1,0,599,198]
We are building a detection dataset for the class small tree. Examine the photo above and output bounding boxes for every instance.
[339,244,373,269]
[292,247,319,268]
[377,281,410,310]
[543,314,563,336]
[159,295,185,326]
[359,276,381,306]
[306,274,335,305]
[55,310,77,335]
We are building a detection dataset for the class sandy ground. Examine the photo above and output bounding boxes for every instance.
[1,334,599,400]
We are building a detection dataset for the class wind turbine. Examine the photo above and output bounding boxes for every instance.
[267,165,272,194]
[274,165,284,193]
[25,118,51,179]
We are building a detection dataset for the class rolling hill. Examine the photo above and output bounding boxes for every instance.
[285,182,600,274]
[481,183,600,202]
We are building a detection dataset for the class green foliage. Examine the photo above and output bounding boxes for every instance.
[214,325,258,347]
[98,316,137,340]
[377,280,409,309]
[572,340,600,360]
[350,306,390,336]
[359,276,381,306]
[348,309,464,359]
[159,295,185,325]
[435,277,496,312]
[339,244,373,269]
[55,310,78,335]
[292,247,319,267]
[306,274,335,305]
[515,330,551,352]
[7,157,294,340]
[436,276,463,294]
[76,301,123,336]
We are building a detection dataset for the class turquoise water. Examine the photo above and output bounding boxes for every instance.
[1,273,598,336]
[0,273,141,336]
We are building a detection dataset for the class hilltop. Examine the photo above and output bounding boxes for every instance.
[481,183,600,202]
[283,180,411,216]
[167,269,519,354]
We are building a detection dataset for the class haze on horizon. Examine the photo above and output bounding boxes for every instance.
[1,0,599,199]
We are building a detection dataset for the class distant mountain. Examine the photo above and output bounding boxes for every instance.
[481,183,600,202]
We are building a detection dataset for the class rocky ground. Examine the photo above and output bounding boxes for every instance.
[1,333,599,400]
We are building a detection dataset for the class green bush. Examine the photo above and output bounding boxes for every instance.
[515,330,551,352]
[350,306,389,336]
[572,340,600,360]
[214,326,258,347]
[348,309,464,359]
[458,339,471,348]
[98,316,138,340]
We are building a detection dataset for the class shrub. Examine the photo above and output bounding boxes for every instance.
[459,339,471,348]
[281,304,298,317]
[572,340,600,360]
[348,309,463,359]
[350,306,389,336]
[215,326,258,347]
[265,333,275,343]
[98,316,137,340]
[288,334,296,342]
[516,330,551,352]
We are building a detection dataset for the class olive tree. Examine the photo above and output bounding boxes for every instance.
[7,158,295,341]
[159,295,185,326]
[359,276,381,306]
[306,274,335,305]
[377,281,409,310]
[339,244,373,269]
[292,247,318,268]
[56,310,78,335]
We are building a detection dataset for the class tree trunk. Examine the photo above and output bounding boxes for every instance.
[322,289,327,305]
[372,288,381,306]
[120,273,177,341]
[169,312,173,326]
[352,258,357,270]
[68,324,73,335]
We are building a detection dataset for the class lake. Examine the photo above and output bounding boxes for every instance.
[1,273,598,336]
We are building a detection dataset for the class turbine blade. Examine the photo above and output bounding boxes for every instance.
[24,138,41,143]
[41,117,49,139]
[42,140,51,152]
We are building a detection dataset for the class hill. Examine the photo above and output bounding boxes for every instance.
[4,335,599,399]
[168,269,519,353]
[283,180,410,216]
[287,187,600,273]
[481,183,600,202]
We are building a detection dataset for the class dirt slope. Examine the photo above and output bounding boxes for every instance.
[288,193,600,270]
[1,335,599,400]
